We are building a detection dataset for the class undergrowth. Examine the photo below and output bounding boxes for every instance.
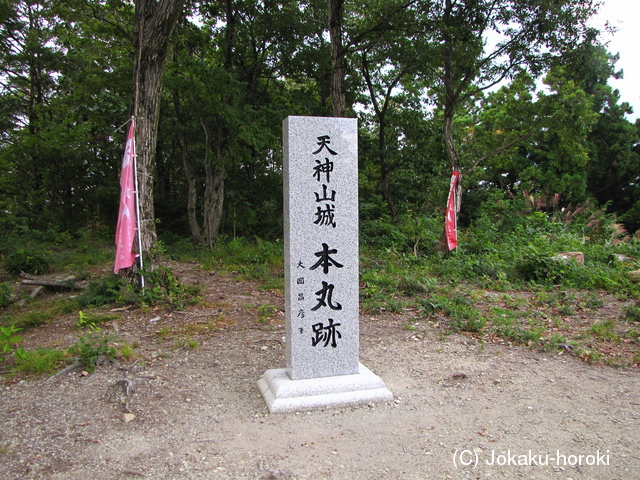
[76,266,201,310]
[13,348,67,375]
[68,333,116,372]
[2,197,640,369]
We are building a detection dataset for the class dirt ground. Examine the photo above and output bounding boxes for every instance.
[1,261,640,480]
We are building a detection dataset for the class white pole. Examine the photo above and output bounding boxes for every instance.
[131,116,146,290]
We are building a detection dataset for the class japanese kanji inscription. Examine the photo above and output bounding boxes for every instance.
[283,116,359,379]
[257,116,392,413]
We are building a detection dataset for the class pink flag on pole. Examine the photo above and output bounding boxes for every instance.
[445,171,460,251]
[114,120,138,273]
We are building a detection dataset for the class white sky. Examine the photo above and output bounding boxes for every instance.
[592,0,640,120]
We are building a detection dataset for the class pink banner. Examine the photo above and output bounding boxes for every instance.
[445,171,460,250]
[114,120,138,273]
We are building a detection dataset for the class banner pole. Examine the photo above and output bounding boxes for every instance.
[131,116,145,290]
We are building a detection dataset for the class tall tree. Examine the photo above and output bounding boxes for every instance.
[359,50,405,219]
[131,0,183,265]
[0,0,83,230]
[328,0,420,118]
[559,40,640,227]
[328,0,346,117]
[422,0,598,251]
[164,0,309,244]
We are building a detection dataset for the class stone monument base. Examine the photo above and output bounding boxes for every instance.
[258,363,393,414]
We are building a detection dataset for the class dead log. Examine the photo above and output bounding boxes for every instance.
[19,273,85,290]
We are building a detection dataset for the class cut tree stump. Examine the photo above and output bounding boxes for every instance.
[554,252,585,266]
[627,271,640,282]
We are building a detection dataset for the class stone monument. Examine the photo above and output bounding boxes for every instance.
[258,116,393,413]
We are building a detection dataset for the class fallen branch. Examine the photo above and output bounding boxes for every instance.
[47,360,84,381]
[20,274,85,290]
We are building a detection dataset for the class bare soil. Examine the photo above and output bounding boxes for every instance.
[1,261,639,480]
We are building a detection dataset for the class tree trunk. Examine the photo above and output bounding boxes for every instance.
[378,117,398,221]
[171,86,205,244]
[328,0,347,117]
[436,0,462,254]
[200,120,225,249]
[442,0,460,174]
[436,82,464,255]
[184,147,205,244]
[361,52,401,220]
[131,0,183,268]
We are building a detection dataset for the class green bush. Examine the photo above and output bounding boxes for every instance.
[515,250,576,285]
[136,266,201,309]
[68,333,116,372]
[397,273,436,295]
[77,276,125,307]
[4,250,51,277]
[544,334,570,351]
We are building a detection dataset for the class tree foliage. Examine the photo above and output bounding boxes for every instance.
[0,0,638,257]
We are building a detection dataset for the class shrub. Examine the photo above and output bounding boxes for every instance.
[136,266,201,309]
[207,237,283,268]
[515,250,577,285]
[398,273,435,295]
[77,276,125,307]
[4,250,51,277]
[68,333,116,372]
[544,334,570,351]
[117,342,139,360]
